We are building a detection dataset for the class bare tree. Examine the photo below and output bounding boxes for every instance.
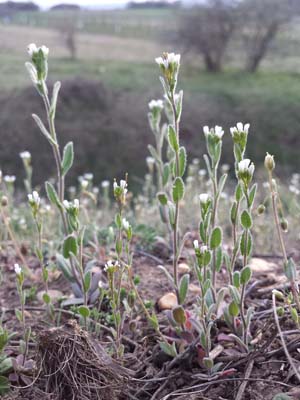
[240,0,295,73]
[178,0,237,73]
[56,14,78,60]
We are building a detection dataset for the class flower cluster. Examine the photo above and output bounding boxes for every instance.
[237,159,255,188]
[203,125,224,141]
[155,52,181,92]
[26,43,49,85]
[113,179,128,204]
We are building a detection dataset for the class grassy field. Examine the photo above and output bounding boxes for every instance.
[1,13,300,177]
[9,8,178,39]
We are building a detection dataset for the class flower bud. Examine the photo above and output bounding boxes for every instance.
[264,153,275,171]
[280,219,288,232]
[1,196,8,207]
[257,204,266,215]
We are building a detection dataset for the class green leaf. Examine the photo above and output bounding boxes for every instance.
[78,305,90,318]
[56,254,74,282]
[229,285,240,305]
[240,266,252,285]
[241,210,252,229]
[45,181,61,208]
[61,142,74,176]
[0,357,12,375]
[172,177,185,203]
[63,235,78,259]
[179,274,189,304]
[50,81,61,119]
[148,313,159,330]
[168,125,179,152]
[157,192,168,206]
[32,113,57,145]
[148,144,160,163]
[0,375,10,395]
[285,258,297,281]
[172,306,186,325]
[248,184,257,208]
[210,227,222,250]
[42,293,51,304]
[230,202,237,225]
[273,394,292,400]
[159,341,177,358]
[240,231,252,256]
[229,301,239,317]
[175,90,183,121]
[168,202,176,227]
[162,163,170,186]
[215,247,223,272]
[178,146,187,177]
[115,213,122,228]
[233,271,240,288]
[83,271,91,293]
[218,173,227,195]
[235,184,243,202]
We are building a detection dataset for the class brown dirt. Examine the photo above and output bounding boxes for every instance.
[1,242,300,400]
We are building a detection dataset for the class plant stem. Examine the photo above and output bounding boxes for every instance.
[268,171,300,311]
[170,94,180,302]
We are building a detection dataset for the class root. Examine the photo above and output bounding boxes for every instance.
[36,319,129,400]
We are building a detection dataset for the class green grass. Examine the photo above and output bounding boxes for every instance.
[9,8,178,40]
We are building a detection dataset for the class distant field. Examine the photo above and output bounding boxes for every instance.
[8,8,178,40]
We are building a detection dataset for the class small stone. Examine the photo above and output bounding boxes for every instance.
[249,258,277,273]
[188,283,201,295]
[37,289,63,303]
[158,293,177,311]
[178,263,190,275]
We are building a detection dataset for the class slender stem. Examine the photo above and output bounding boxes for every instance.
[268,171,300,311]
[0,207,29,273]
[170,94,180,302]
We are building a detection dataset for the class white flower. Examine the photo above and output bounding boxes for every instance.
[63,200,70,209]
[146,156,155,166]
[84,173,93,181]
[203,125,224,139]
[193,240,199,249]
[120,180,127,189]
[14,263,22,275]
[113,181,118,190]
[214,125,224,139]
[104,260,119,272]
[41,45,49,56]
[27,43,49,57]
[238,159,253,174]
[20,151,31,160]
[155,52,180,69]
[101,180,110,188]
[73,199,79,209]
[221,163,230,173]
[122,218,130,231]
[198,169,207,177]
[203,126,210,135]
[98,280,104,289]
[148,99,164,110]
[81,179,89,189]
[230,122,250,136]
[200,245,208,254]
[28,191,40,206]
[27,43,38,56]
[199,193,210,204]
[4,175,16,183]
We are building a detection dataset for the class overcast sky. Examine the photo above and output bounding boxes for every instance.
[0,0,174,9]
